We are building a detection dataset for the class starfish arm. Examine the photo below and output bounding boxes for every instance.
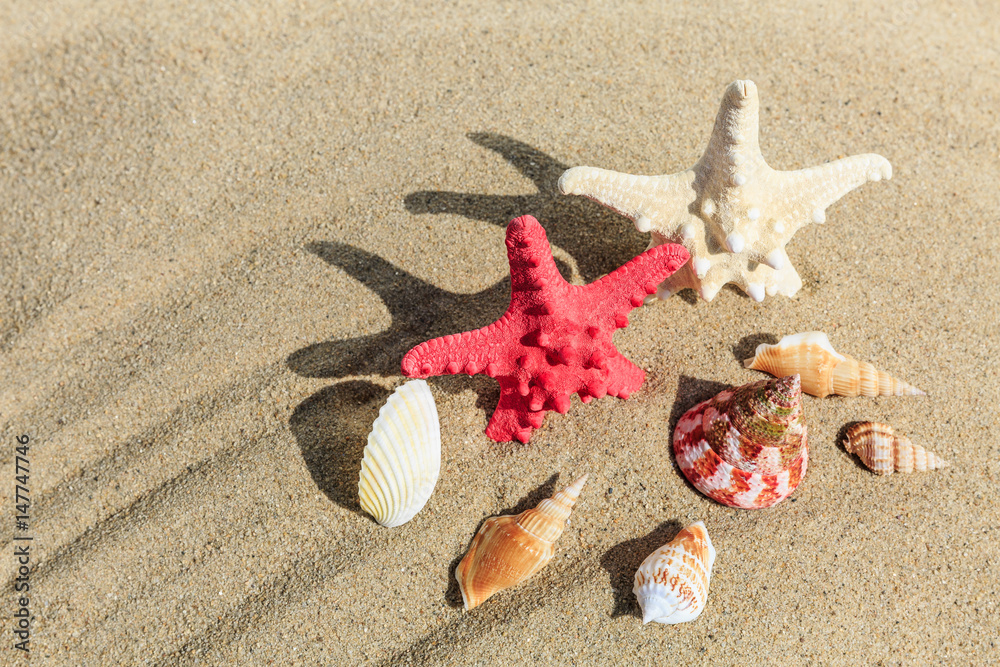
[773,153,892,237]
[589,243,690,315]
[559,166,697,234]
[694,269,728,302]
[505,215,568,297]
[656,262,700,299]
[767,265,803,298]
[401,214,682,443]
[400,323,505,378]
[603,353,646,399]
[484,383,541,444]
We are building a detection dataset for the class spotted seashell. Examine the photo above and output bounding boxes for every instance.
[843,422,949,475]
[633,521,716,625]
[358,380,441,527]
[456,474,588,610]
[673,375,808,509]
[744,331,925,398]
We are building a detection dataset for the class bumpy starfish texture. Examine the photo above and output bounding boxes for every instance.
[559,80,892,302]
[401,215,689,443]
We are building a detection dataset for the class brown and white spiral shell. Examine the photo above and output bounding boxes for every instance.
[843,422,949,475]
[633,521,716,625]
[455,474,588,610]
[744,331,925,398]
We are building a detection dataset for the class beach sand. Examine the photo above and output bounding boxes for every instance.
[1,1,998,664]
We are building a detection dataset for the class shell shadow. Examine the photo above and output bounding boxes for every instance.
[677,289,700,305]
[442,551,468,610]
[599,519,684,619]
[836,420,873,473]
[442,473,560,609]
[288,379,392,517]
[732,332,779,364]
[404,132,647,282]
[379,548,590,667]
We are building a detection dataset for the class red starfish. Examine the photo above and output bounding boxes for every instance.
[401,215,689,443]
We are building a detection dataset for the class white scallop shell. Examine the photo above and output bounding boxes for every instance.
[358,380,441,527]
[633,521,716,625]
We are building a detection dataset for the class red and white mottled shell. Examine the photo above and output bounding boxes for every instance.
[673,375,808,509]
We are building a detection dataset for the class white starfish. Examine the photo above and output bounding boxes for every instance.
[559,80,892,302]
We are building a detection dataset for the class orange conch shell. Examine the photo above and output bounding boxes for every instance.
[455,474,588,610]
[744,331,925,398]
[844,422,949,475]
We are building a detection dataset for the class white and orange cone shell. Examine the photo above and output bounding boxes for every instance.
[633,521,716,625]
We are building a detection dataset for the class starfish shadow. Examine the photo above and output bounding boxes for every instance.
[442,473,560,608]
[288,379,392,517]
[287,241,572,384]
[599,519,684,619]
[404,132,647,282]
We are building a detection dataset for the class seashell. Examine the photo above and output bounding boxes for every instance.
[843,422,949,475]
[743,331,925,398]
[673,375,808,509]
[456,474,588,610]
[633,521,716,625]
[358,379,441,527]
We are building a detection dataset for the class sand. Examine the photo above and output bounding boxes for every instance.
[1,1,998,664]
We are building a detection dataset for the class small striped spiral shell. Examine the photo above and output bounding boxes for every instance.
[633,521,716,625]
[744,331,925,398]
[358,380,441,527]
[843,422,949,475]
[456,474,588,610]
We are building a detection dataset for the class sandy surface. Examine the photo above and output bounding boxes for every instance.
[2,1,998,664]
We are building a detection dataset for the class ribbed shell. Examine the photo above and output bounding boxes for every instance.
[456,474,588,610]
[673,375,808,509]
[744,331,925,398]
[358,380,441,527]
[633,521,716,625]
[844,422,949,475]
